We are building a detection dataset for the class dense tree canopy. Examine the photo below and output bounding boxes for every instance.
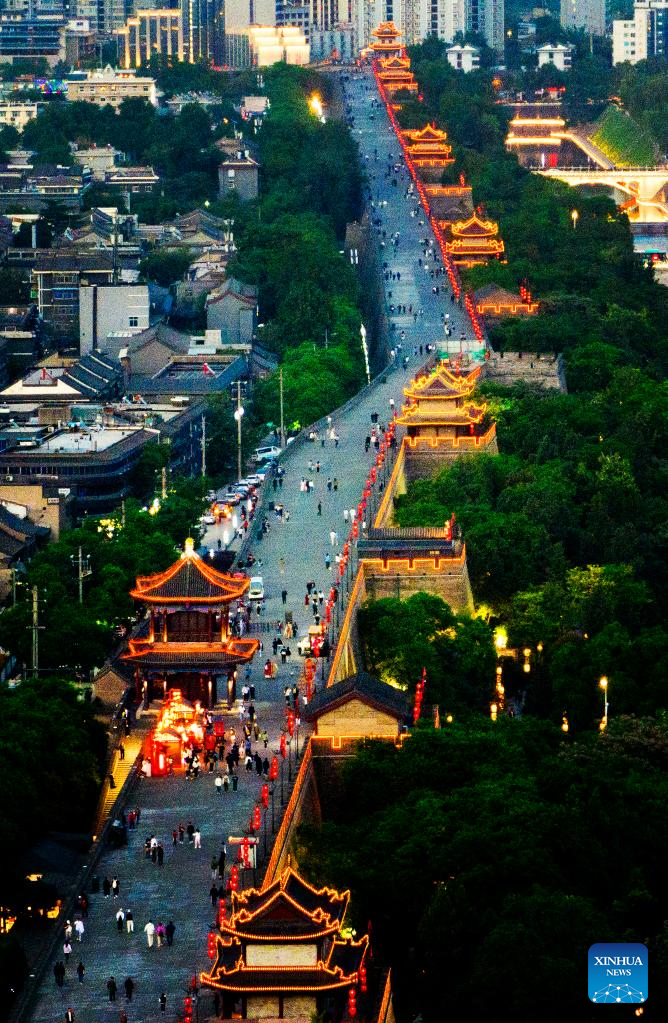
[297,719,668,1023]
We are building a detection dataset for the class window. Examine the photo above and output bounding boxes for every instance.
[129,316,139,327]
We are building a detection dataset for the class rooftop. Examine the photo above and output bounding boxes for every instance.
[303,671,409,722]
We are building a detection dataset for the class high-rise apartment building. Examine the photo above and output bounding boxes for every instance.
[613,0,668,63]
[560,0,609,37]
[116,9,184,67]
[464,0,504,54]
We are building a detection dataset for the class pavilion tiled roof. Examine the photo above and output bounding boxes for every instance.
[402,363,481,401]
[121,638,258,668]
[129,540,250,604]
[223,867,349,940]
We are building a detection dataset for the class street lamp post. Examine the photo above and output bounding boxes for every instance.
[571,209,579,230]
[599,676,609,730]
[234,382,245,482]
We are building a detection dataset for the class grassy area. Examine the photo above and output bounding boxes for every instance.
[590,104,657,166]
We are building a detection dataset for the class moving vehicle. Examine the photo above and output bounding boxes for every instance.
[248,576,265,600]
[200,514,215,525]
[254,445,281,464]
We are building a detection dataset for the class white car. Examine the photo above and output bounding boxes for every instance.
[253,445,281,464]
[200,514,216,525]
[248,576,264,600]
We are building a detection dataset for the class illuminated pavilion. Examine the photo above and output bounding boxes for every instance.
[201,866,368,1020]
[376,55,418,95]
[403,124,454,169]
[369,21,404,58]
[444,211,505,268]
[397,362,497,452]
[122,538,258,706]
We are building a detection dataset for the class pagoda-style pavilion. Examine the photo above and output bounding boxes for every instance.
[201,867,368,1020]
[397,362,497,453]
[403,124,454,169]
[122,538,258,706]
[377,56,418,95]
[369,21,404,58]
[444,211,505,268]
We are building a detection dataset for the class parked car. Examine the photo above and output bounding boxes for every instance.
[253,445,281,463]
[248,576,265,600]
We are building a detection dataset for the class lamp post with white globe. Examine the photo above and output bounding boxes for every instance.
[234,381,245,480]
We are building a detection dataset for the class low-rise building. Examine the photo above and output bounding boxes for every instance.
[103,166,159,194]
[218,152,259,202]
[72,145,122,181]
[537,42,574,70]
[0,351,121,405]
[79,283,150,358]
[0,481,71,543]
[65,66,158,109]
[446,43,480,72]
[0,100,43,132]
[205,277,256,344]
[0,396,205,513]
[31,252,115,347]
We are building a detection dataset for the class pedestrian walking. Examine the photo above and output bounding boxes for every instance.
[65,1010,75,1023]
[116,908,125,932]
[281,588,287,605]
[120,1012,128,1023]
[194,828,202,849]
[107,977,117,1002]
[126,910,134,934]
[63,941,72,964]
[111,876,120,899]
[103,877,111,898]
[54,962,65,988]
[165,920,176,947]
[124,978,134,1001]
[74,919,84,942]
[144,920,155,948]
[76,962,85,984]
[317,501,322,516]
[329,530,337,546]
[159,993,167,1012]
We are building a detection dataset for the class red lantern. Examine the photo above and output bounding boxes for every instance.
[207,932,216,959]
[352,521,359,538]
[325,605,332,623]
[270,755,279,780]
[348,987,357,1018]
[280,734,286,758]
[230,865,239,892]
[218,898,226,925]
[253,805,261,831]
[360,963,367,993]
[261,783,269,808]
[286,710,295,736]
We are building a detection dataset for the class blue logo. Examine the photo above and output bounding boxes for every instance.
[588,943,648,1004]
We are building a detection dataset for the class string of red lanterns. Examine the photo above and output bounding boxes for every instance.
[413,668,426,723]
[371,62,486,343]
